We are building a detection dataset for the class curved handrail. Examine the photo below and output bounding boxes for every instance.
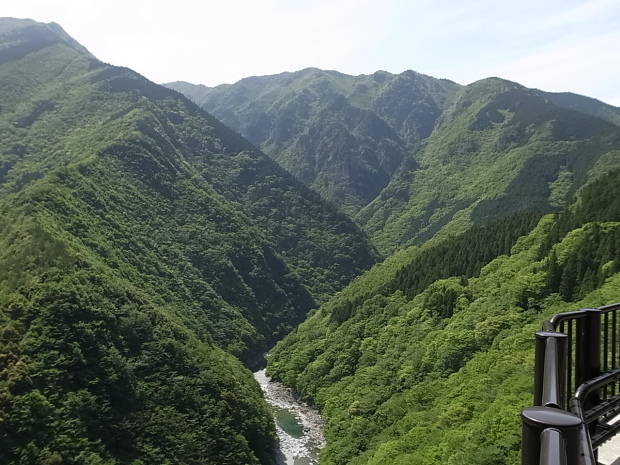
[598,302,620,314]
[549,309,588,330]
[522,303,620,465]
[574,368,620,405]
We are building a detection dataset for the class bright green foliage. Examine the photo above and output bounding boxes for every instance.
[268,170,620,465]
[0,25,377,309]
[327,210,543,325]
[167,69,458,214]
[359,79,620,254]
[5,16,620,465]
[542,169,620,300]
[0,18,378,464]
[170,74,620,258]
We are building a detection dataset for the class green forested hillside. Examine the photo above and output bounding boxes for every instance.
[358,78,620,253]
[268,168,620,465]
[0,18,377,464]
[538,90,620,127]
[169,73,620,259]
[166,69,458,214]
[5,16,620,465]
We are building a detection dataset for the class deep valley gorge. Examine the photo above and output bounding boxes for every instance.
[2,17,620,465]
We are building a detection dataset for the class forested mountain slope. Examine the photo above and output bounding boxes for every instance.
[538,90,620,127]
[268,167,620,465]
[0,18,377,464]
[358,78,620,253]
[169,73,620,258]
[5,16,620,465]
[166,69,459,214]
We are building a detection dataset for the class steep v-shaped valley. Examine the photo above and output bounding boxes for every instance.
[170,71,620,256]
[0,18,376,464]
[3,15,620,465]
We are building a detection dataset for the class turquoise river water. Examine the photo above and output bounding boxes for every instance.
[254,369,325,465]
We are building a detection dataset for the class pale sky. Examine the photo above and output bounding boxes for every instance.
[4,0,620,105]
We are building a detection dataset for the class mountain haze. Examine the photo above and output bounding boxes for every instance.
[538,90,620,127]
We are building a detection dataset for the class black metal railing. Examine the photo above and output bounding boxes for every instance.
[522,303,620,465]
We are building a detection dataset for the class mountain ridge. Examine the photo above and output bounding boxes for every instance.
[0,18,377,464]
[168,70,620,252]
[166,68,460,214]
[359,77,620,252]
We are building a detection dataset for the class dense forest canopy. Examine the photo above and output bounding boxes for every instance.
[167,69,459,215]
[268,169,620,465]
[170,72,620,255]
[2,16,620,465]
[0,18,376,464]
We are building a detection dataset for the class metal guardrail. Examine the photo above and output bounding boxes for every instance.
[522,304,620,465]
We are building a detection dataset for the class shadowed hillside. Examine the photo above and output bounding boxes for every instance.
[167,69,458,214]
[0,18,377,464]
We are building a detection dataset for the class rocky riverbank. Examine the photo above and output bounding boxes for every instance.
[254,369,325,465]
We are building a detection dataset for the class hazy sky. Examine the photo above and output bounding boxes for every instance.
[4,0,620,105]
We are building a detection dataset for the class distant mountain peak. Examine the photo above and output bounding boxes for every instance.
[166,68,460,213]
[0,17,90,62]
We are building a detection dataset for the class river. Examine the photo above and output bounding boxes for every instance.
[253,369,326,465]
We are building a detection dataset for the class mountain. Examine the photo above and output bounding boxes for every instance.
[164,63,620,465]
[0,17,88,60]
[358,77,620,253]
[268,166,620,465]
[538,90,620,127]
[168,73,620,258]
[0,18,377,464]
[5,16,620,465]
[166,69,459,214]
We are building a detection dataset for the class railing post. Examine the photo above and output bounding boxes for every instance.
[535,331,547,406]
[524,306,620,465]
[576,309,601,389]
[521,407,583,465]
[535,331,568,409]
[579,309,601,441]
